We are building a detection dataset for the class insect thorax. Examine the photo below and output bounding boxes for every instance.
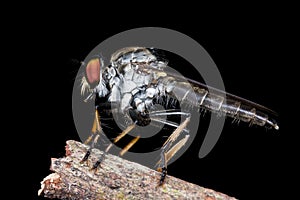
[103,47,173,114]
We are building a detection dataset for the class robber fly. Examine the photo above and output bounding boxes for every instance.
[79,47,279,186]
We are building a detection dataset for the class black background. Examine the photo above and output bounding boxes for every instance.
[23,14,292,200]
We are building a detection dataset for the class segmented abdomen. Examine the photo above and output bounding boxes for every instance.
[165,79,279,130]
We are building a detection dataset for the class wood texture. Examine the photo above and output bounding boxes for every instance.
[38,140,237,200]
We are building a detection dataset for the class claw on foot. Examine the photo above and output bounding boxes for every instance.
[88,160,102,174]
[80,151,91,164]
[92,160,101,169]
[158,167,167,186]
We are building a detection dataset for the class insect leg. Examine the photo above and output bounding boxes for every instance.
[150,111,191,134]
[119,136,140,156]
[114,123,141,156]
[90,123,137,170]
[164,135,190,166]
[80,109,102,164]
[114,124,135,143]
[157,116,190,186]
[90,141,113,171]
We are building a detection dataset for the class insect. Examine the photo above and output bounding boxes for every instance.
[79,47,279,186]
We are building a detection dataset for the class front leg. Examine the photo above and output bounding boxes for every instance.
[83,108,138,171]
[80,108,102,165]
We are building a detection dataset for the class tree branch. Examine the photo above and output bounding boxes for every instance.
[38,140,237,200]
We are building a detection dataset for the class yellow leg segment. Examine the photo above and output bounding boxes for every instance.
[114,124,135,143]
[120,136,140,156]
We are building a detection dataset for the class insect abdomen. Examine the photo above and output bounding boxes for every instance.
[168,81,279,130]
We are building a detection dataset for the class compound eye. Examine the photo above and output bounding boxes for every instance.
[86,58,100,85]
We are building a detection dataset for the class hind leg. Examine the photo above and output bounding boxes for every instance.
[157,117,190,186]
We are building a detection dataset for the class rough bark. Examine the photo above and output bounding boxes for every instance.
[38,140,237,200]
